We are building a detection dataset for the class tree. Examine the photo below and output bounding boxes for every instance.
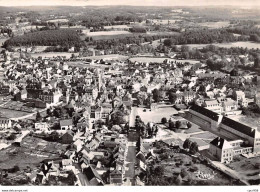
[168,92,177,104]
[254,55,260,68]
[161,117,167,124]
[190,142,199,155]
[175,120,182,129]
[152,89,160,103]
[154,166,164,176]
[175,174,182,185]
[36,111,42,121]
[187,122,192,129]
[183,139,192,150]
[181,168,189,178]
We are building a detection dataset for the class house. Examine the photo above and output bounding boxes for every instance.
[35,122,49,132]
[83,165,104,186]
[203,100,222,114]
[109,170,123,185]
[209,137,233,163]
[61,131,74,144]
[0,117,12,129]
[222,98,238,113]
[60,119,73,130]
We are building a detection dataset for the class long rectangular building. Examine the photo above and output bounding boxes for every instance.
[187,105,260,153]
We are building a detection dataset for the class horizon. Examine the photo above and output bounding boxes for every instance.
[0,0,260,7]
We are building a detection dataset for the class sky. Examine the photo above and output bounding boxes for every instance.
[0,0,260,7]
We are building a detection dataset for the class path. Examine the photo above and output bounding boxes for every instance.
[124,131,137,185]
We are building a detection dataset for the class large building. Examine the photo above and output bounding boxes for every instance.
[186,105,260,153]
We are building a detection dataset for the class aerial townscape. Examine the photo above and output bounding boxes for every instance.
[0,3,260,187]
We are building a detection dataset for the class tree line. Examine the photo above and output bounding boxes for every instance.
[3,29,82,48]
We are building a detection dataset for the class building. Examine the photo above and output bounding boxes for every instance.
[35,122,49,132]
[0,117,12,129]
[60,119,73,130]
[209,137,253,163]
[61,131,74,144]
[209,137,234,163]
[187,105,260,153]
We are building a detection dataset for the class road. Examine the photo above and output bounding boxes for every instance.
[124,131,137,186]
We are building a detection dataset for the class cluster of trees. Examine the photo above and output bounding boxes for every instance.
[3,29,82,47]
[129,27,147,33]
[183,139,199,155]
[93,34,176,51]
[0,27,13,37]
[242,104,260,118]
[164,29,237,45]
[135,116,158,138]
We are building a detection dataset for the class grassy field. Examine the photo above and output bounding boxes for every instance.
[198,21,230,29]
[83,30,133,40]
[0,107,31,119]
[30,52,78,58]
[47,18,69,22]
[176,41,260,50]
[137,107,178,124]
[129,57,200,64]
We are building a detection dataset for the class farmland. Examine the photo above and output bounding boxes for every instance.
[198,21,230,29]
[0,107,31,119]
[176,41,260,50]
[83,30,133,40]
[30,52,78,58]
[129,57,200,64]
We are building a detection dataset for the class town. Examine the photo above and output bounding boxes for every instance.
[0,4,260,187]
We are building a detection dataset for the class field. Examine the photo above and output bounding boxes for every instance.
[149,19,178,25]
[198,21,230,29]
[136,107,178,124]
[0,136,67,170]
[30,52,78,58]
[83,30,133,40]
[103,25,130,29]
[47,18,69,22]
[81,54,128,61]
[0,107,31,119]
[227,155,260,185]
[129,57,200,64]
[177,41,260,50]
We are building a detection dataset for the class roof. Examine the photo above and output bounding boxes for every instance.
[210,137,233,150]
[189,105,219,121]
[221,117,256,138]
[60,119,73,127]
[84,165,102,182]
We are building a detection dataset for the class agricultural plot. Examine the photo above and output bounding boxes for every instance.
[83,30,133,40]
[198,21,230,29]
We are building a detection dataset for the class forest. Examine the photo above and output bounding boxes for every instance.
[3,29,82,47]
[163,29,240,46]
